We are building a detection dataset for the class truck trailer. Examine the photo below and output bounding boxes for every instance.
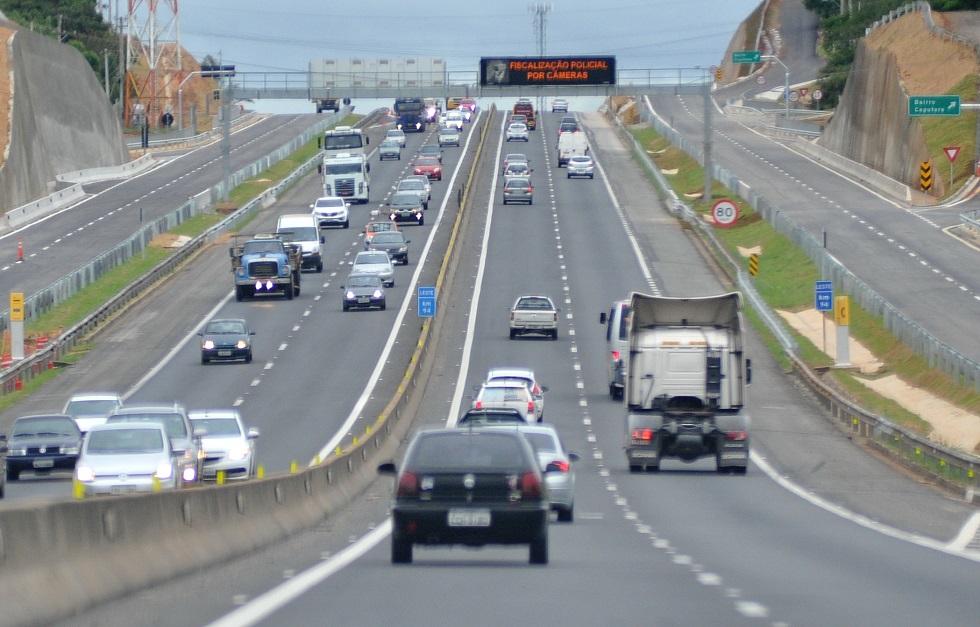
[623,292,751,474]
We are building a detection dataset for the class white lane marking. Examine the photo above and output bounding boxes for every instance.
[205,520,392,627]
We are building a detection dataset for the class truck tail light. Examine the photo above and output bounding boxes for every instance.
[631,428,654,444]
[397,471,419,497]
[611,350,620,361]
[725,431,748,441]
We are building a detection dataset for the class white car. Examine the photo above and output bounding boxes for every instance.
[310,196,350,229]
[404,174,432,201]
[503,162,532,180]
[188,409,259,481]
[62,392,123,433]
[551,98,569,113]
[350,250,395,287]
[501,153,529,175]
[443,110,464,130]
[472,380,537,422]
[506,123,529,142]
[485,367,547,421]
[75,423,178,495]
[395,177,430,209]
[566,155,595,179]
[385,128,407,147]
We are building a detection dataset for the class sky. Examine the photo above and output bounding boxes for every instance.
[114,0,763,112]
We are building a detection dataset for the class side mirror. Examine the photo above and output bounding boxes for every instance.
[228,247,235,258]
[247,428,260,439]
[599,312,608,324]
[309,204,315,210]
[377,462,397,475]
[320,236,325,244]
[746,358,752,384]
[192,427,207,439]
[249,331,256,336]
[365,136,370,145]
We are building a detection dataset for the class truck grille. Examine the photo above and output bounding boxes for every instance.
[248,260,279,278]
[334,178,355,196]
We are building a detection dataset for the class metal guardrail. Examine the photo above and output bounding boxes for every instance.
[0,108,389,392]
[624,95,980,490]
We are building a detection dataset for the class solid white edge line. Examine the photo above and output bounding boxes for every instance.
[204,520,393,627]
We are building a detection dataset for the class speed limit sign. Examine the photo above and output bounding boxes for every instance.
[711,199,739,227]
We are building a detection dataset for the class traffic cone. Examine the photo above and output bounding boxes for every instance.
[36,335,48,350]
[16,236,23,263]
[1,354,11,369]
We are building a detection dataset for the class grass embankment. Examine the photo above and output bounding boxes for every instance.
[629,125,980,453]
[0,114,358,412]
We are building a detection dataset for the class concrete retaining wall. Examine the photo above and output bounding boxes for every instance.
[0,23,128,213]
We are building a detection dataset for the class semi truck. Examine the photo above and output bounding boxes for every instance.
[319,126,369,162]
[394,97,426,132]
[229,234,302,301]
[318,153,370,204]
[623,292,751,474]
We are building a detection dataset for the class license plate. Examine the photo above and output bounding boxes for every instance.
[110,485,138,495]
[631,451,658,459]
[33,459,55,468]
[217,350,232,357]
[448,509,491,527]
[721,452,747,460]
[357,297,370,304]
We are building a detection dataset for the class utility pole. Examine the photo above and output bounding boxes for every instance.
[528,3,552,57]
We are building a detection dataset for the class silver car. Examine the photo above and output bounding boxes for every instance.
[503,162,532,180]
[395,177,430,209]
[188,409,259,481]
[485,367,547,421]
[75,422,178,496]
[62,391,123,433]
[566,155,595,179]
[471,380,536,422]
[350,250,395,287]
[506,123,529,142]
[488,424,578,522]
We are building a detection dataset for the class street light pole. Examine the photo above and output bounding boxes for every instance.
[763,55,790,119]
[177,71,201,131]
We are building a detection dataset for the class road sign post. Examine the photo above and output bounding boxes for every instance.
[417,286,436,318]
[908,95,960,117]
[711,199,739,227]
[944,146,960,189]
[815,281,833,353]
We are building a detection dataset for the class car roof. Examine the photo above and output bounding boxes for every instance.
[187,409,242,421]
[111,403,184,415]
[504,177,531,186]
[65,391,122,402]
[14,413,75,422]
[487,367,535,379]
[87,421,166,433]
[481,379,531,390]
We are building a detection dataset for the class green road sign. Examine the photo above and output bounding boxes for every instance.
[908,95,960,117]
[732,51,761,64]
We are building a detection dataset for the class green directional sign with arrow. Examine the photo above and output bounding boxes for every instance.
[732,51,761,64]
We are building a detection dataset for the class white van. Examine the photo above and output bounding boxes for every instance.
[276,214,324,273]
[557,131,589,167]
[599,300,630,399]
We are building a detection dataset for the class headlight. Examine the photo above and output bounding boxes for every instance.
[397,246,407,253]
[235,268,245,278]
[279,264,290,277]
[236,340,248,349]
[373,289,384,298]
[227,444,250,462]
[76,466,95,482]
[202,340,215,350]
[62,445,80,455]
[181,466,197,482]
[8,447,25,456]
[345,290,355,299]
[156,463,174,480]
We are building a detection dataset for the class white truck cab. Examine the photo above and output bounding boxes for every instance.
[599,300,630,399]
[276,214,324,273]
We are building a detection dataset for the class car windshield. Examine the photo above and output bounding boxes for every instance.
[87,428,165,454]
[416,158,439,166]
[189,418,242,437]
[411,433,525,470]
[279,227,318,241]
[11,416,78,437]
[357,253,389,265]
[65,399,119,417]
[242,241,283,255]
[506,180,531,189]
[390,194,421,207]
[347,275,382,288]
[381,139,399,147]
[315,198,344,208]
[387,131,404,138]
[368,222,394,233]
[399,180,423,190]
[107,413,188,438]
[205,320,246,334]
[517,297,552,309]
[439,128,457,135]
[371,233,402,244]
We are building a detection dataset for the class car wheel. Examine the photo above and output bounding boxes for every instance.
[392,538,412,564]
[551,329,558,340]
[567,173,571,179]
[316,262,323,273]
[589,174,594,179]
[418,217,424,226]
[0,477,5,498]
[528,199,533,205]
[529,529,548,565]
[343,220,349,229]
[6,469,19,482]
[235,285,245,302]
[557,504,574,523]
[403,257,410,266]
[380,300,387,311]
[245,351,252,364]
[423,202,428,211]
[609,383,618,398]
[503,199,509,205]
[509,329,517,339]
[628,464,642,473]
[201,355,209,365]
[343,302,350,312]
[285,282,294,300]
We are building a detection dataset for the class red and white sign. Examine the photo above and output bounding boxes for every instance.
[711,199,739,227]
[813,89,823,101]
[944,146,960,162]
[799,87,809,97]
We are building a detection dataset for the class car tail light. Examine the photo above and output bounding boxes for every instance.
[475,401,484,409]
[631,428,654,444]
[548,460,570,473]
[527,401,535,414]
[414,167,422,175]
[397,471,419,497]
[520,471,542,497]
[725,431,748,441]
[611,350,620,361]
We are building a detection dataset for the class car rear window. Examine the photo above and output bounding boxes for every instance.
[88,428,165,454]
[189,418,242,437]
[522,432,557,454]
[517,297,551,309]
[107,413,187,438]
[411,433,526,469]
[481,386,529,402]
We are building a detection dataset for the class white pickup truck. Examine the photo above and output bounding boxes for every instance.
[509,295,559,340]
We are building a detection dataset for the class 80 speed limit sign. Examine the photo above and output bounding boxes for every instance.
[711,199,739,227]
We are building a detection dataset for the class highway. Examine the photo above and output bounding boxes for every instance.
[45,107,980,626]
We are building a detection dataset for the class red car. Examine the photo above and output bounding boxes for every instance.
[414,156,443,181]
[459,98,478,113]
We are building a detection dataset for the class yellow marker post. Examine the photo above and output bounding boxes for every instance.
[290,461,298,474]
[72,478,85,500]
[152,476,161,492]
[257,466,265,479]
[834,296,851,368]
[217,470,226,485]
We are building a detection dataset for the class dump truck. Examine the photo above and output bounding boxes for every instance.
[623,292,751,474]
[229,234,302,301]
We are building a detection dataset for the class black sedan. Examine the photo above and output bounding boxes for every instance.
[199,318,254,364]
[378,428,551,565]
[5,414,82,480]
[387,192,425,226]
[366,231,411,265]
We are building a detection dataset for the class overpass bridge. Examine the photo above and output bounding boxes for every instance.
[228,69,712,101]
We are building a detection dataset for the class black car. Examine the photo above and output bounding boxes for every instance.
[378,428,550,565]
[5,414,82,480]
[387,192,425,226]
[199,318,254,364]
[366,231,411,265]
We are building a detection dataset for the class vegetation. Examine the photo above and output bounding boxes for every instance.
[802,0,980,107]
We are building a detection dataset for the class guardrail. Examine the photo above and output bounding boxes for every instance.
[0,104,491,626]
[625,95,980,492]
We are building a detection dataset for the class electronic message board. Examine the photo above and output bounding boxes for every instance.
[480,57,616,87]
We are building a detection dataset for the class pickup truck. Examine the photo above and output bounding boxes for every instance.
[509,295,559,340]
[229,234,302,301]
